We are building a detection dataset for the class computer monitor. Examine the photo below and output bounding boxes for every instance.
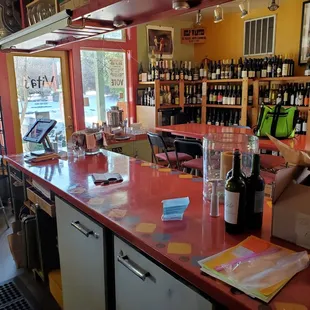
[23,119,57,154]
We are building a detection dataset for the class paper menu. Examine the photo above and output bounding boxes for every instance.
[199,236,308,303]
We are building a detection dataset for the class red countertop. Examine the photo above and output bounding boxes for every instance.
[5,151,310,310]
[156,124,310,152]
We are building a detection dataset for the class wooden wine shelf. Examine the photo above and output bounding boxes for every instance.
[206,78,244,83]
[184,80,204,84]
[139,81,155,85]
[264,105,310,111]
[206,104,242,109]
[184,105,202,108]
[257,76,310,83]
[158,105,182,110]
[159,80,181,85]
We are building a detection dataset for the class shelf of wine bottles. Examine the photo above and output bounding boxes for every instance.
[259,82,310,107]
[137,87,155,106]
[160,85,180,106]
[206,108,241,127]
[207,84,242,106]
[184,107,202,124]
[184,84,202,105]
[207,55,295,80]
[295,111,308,135]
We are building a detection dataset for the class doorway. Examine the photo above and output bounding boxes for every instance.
[8,52,73,153]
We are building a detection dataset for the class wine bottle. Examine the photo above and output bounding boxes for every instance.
[282,55,289,77]
[196,109,201,124]
[283,85,289,106]
[188,61,193,81]
[216,60,221,80]
[180,61,184,80]
[241,59,248,78]
[237,57,243,79]
[305,83,310,107]
[267,57,272,78]
[277,55,283,77]
[236,86,242,105]
[217,85,223,105]
[248,85,253,106]
[175,62,180,81]
[184,61,189,81]
[225,149,247,234]
[295,111,302,134]
[302,113,308,135]
[246,154,265,230]
[170,60,175,81]
[223,85,227,105]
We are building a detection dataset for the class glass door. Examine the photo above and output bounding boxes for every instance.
[10,52,73,153]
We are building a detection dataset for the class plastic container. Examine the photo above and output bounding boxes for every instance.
[203,133,259,202]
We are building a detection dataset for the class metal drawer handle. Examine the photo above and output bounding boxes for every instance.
[71,221,99,239]
[117,252,150,281]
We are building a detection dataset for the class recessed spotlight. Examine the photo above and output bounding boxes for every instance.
[268,0,279,11]
[239,0,249,19]
[214,5,223,23]
[172,0,190,10]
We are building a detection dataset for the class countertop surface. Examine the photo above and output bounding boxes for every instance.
[156,124,310,152]
[5,151,310,310]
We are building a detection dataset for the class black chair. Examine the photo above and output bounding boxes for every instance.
[147,132,192,167]
[174,139,203,173]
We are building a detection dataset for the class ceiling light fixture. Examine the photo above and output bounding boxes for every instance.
[268,0,279,11]
[214,5,224,23]
[195,10,202,26]
[172,0,190,10]
[239,0,249,19]
[113,18,127,28]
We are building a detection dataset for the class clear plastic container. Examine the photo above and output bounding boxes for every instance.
[203,133,259,202]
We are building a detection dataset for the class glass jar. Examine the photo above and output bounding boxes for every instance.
[203,133,259,202]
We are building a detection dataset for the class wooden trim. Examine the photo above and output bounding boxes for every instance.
[241,78,248,126]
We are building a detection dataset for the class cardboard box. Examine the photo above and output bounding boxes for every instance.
[272,166,310,249]
[58,0,89,11]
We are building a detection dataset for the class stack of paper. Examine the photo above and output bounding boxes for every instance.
[199,236,309,303]
[161,197,190,221]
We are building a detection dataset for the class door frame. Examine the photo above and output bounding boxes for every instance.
[7,51,73,154]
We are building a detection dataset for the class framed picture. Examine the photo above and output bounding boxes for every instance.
[299,1,310,65]
[147,25,174,59]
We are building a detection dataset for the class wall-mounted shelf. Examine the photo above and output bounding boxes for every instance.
[206,104,242,109]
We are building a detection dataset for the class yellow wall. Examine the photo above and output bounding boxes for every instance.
[195,0,305,75]
[137,20,195,69]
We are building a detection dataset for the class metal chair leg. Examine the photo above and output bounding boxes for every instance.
[0,197,9,229]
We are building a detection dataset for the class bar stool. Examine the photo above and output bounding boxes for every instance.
[0,196,9,229]
[147,132,192,167]
[174,139,203,174]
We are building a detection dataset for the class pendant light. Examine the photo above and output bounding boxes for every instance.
[239,0,249,19]
[268,0,279,11]
[195,10,202,26]
[172,0,190,10]
[214,5,224,23]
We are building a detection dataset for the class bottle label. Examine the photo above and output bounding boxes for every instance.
[231,97,236,105]
[217,95,223,103]
[216,69,221,75]
[261,70,267,78]
[303,122,307,132]
[241,70,248,78]
[305,98,309,106]
[224,191,240,224]
[185,74,188,80]
[176,74,180,80]
[236,97,241,105]
[284,92,289,102]
[283,64,288,76]
[305,69,310,76]
[296,124,301,132]
[166,73,170,81]
[188,75,192,81]
[200,69,204,78]
[254,190,265,213]
[211,73,216,80]
[223,97,227,105]
[290,95,295,106]
[298,95,304,106]
[267,65,272,73]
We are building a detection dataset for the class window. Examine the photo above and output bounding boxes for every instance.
[80,50,127,127]
[244,16,276,56]
[103,30,126,41]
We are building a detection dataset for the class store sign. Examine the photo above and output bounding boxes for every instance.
[181,28,206,44]
[108,58,125,88]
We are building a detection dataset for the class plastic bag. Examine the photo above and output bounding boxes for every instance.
[219,249,309,291]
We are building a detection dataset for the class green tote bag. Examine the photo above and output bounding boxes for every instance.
[256,104,298,139]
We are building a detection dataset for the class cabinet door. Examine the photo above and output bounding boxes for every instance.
[55,197,105,310]
[114,236,213,310]
[134,140,152,162]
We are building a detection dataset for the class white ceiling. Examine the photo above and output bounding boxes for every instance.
[173,0,274,21]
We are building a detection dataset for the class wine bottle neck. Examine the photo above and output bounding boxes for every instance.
[251,154,260,176]
[232,154,241,178]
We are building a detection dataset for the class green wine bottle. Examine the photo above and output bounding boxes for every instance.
[246,154,265,230]
[225,149,247,234]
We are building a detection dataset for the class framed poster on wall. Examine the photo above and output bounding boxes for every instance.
[146,25,174,59]
[299,0,310,64]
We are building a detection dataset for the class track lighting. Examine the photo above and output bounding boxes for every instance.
[195,10,202,26]
[214,5,224,23]
[172,0,190,10]
[268,0,279,11]
[113,18,127,28]
[239,0,249,19]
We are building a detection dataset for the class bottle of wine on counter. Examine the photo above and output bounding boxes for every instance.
[246,154,265,230]
[225,149,247,234]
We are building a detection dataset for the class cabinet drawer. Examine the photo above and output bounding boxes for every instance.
[114,236,213,310]
[27,187,55,217]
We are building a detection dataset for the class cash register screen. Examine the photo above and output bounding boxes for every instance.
[23,119,57,144]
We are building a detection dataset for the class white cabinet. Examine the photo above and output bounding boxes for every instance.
[55,197,106,310]
[114,236,213,310]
